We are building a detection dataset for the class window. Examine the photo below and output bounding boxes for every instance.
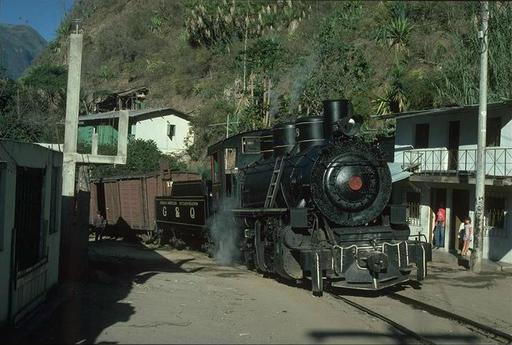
[485,197,506,229]
[486,117,501,147]
[406,192,421,226]
[224,148,237,173]
[167,124,176,140]
[242,136,261,154]
[414,123,429,149]
[15,167,45,271]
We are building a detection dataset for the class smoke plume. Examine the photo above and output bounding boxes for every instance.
[207,198,241,265]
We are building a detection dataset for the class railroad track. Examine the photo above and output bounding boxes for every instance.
[388,293,512,344]
[329,291,512,345]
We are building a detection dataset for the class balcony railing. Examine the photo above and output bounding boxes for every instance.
[399,147,512,177]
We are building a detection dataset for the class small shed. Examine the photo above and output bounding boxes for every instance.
[0,140,63,326]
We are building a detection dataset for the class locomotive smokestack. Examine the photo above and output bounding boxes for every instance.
[323,99,353,140]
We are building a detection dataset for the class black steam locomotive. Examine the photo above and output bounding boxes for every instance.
[155,99,431,296]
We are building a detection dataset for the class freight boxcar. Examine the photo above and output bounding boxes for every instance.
[89,171,200,238]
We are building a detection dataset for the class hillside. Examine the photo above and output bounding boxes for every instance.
[33,0,512,162]
[0,24,47,79]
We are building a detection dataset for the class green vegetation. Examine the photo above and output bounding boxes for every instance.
[89,138,188,178]
[4,1,512,174]
[0,63,67,142]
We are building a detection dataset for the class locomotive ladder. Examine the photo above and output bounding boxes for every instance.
[264,156,285,208]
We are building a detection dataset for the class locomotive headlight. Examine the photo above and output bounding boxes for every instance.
[348,175,363,191]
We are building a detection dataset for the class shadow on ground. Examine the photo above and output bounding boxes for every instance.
[19,239,204,345]
[308,324,478,344]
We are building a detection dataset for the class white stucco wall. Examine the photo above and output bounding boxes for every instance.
[132,115,191,154]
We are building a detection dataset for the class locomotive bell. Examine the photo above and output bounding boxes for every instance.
[333,117,360,137]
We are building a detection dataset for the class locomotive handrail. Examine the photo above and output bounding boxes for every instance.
[408,233,428,243]
[231,208,288,216]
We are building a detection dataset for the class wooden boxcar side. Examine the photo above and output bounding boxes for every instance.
[90,172,200,233]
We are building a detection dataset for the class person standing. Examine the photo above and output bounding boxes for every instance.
[433,203,446,249]
[93,212,106,241]
[461,217,473,256]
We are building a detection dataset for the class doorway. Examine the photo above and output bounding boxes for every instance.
[451,189,469,252]
[448,121,460,171]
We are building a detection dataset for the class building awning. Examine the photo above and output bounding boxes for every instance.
[388,162,412,183]
[371,101,512,120]
[78,107,191,125]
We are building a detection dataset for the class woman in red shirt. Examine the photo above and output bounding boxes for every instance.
[433,203,446,249]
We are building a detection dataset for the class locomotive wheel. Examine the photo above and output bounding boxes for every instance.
[141,231,153,243]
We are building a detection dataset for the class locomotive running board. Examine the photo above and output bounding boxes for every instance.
[231,208,288,216]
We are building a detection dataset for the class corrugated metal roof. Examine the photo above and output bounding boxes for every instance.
[78,107,192,124]
[373,101,512,120]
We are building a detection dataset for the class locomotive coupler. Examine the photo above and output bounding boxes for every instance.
[365,251,388,273]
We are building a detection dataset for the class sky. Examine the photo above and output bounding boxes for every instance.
[0,0,74,41]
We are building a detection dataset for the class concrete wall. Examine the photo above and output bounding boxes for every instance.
[133,115,191,154]
[0,141,62,325]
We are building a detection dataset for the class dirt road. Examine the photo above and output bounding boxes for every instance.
[20,240,509,344]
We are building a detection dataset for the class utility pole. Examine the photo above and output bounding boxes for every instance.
[471,0,489,273]
[62,32,83,199]
[60,25,128,281]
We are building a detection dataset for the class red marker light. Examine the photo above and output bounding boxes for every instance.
[348,176,363,191]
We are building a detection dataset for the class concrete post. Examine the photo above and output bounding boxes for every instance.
[62,33,83,197]
[60,33,85,282]
[471,1,489,272]
[117,110,129,158]
[445,188,453,251]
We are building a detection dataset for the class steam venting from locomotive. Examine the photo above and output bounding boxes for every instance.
[207,198,240,265]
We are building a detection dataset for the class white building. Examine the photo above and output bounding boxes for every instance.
[381,102,512,264]
[0,140,63,326]
[78,107,193,155]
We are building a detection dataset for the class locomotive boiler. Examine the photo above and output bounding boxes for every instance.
[234,99,431,295]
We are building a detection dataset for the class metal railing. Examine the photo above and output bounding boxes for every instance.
[400,147,512,177]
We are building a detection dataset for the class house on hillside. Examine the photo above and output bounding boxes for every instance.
[380,102,512,264]
[0,140,63,326]
[78,107,192,155]
[93,87,149,112]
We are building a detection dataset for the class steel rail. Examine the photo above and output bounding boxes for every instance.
[328,293,435,345]
[388,293,512,344]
